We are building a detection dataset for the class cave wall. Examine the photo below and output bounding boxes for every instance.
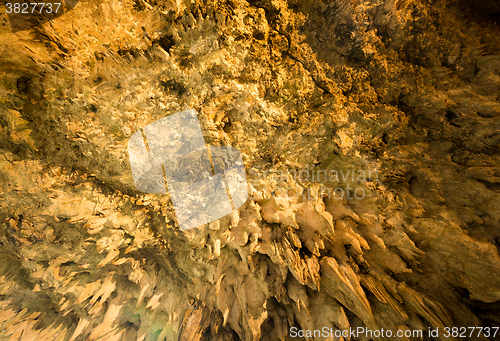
[0,0,500,340]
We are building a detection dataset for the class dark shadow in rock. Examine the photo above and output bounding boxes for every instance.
[466,0,500,15]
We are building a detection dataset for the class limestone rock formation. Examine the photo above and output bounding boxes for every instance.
[0,0,500,340]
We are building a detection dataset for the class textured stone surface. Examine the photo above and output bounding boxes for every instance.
[0,0,500,340]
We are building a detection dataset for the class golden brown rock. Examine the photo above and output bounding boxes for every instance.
[0,0,500,340]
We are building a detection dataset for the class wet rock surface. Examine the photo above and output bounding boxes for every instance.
[0,0,500,340]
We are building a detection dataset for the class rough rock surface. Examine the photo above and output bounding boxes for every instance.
[0,0,500,340]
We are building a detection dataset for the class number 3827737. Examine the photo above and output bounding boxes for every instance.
[5,3,62,14]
